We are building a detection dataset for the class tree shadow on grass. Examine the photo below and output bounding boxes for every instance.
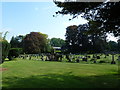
[2,72,119,89]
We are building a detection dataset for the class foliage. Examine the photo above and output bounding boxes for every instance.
[8,48,23,60]
[1,39,11,63]
[3,31,9,40]
[65,25,107,53]
[44,40,53,53]
[10,35,24,48]
[22,32,48,54]
[50,38,65,47]
[108,41,119,52]
[54,1,120,37]
[65,25,80,53]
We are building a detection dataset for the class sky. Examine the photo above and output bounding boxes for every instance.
[1,1,118,42]
[2,2,88,42]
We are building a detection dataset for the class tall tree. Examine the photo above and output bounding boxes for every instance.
[10,35,24,48]
[0,32,11,64]
[65,25,79,53]
[22,32,48,54]
[65,24,107,53]
[50,38,65,47]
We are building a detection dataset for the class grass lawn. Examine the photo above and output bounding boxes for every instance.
[1,57,119,89]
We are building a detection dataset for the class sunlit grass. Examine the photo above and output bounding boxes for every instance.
[1,57,119,88]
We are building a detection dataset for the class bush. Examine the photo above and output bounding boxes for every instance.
[0,39,11,64]
[8,48,23,60]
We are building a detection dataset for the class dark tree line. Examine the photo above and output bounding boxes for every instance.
[64,24,108,54]
[54,0,120,54]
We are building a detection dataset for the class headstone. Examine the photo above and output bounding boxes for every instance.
[66,54,71,62]
[29,56,32,60]
[97,56,100,59]
[93,60,96,63]
[76,59,80,63]
[87,56,91,58]
[82,57,87,62]
[41,55,44,61]
[99,60,106,63]
[104,55,107,58]
[90,58,94,61]
[106,54,109,56]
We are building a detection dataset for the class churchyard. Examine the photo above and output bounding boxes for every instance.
[1,53,119,88]
[1,1,120,89]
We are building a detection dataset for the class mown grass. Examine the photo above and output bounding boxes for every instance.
[1,56,119,89]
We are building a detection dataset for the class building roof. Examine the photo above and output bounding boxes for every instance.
[53,47,61,49]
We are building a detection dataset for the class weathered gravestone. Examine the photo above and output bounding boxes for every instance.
[99,60,106,63]
[90,58,95,61]
[82,57,87,62]
[41,54,44,61]
[66,54,72,62]
[87,56,91,58]
[76,58,80,63]
[97,56,100,59]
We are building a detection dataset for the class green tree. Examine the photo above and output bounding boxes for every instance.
[8,48,23,60]
[0,32,11,64]
[108,41,118,52]
[65,24,107,53]
[65,25,79,53]
[50,38,65,47]
[10,35,24,48]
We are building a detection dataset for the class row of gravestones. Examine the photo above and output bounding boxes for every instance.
[18,54,120,64]
[18,54,40,60]
[18,54,96,63]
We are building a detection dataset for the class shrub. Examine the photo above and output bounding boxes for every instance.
[0,39,11,64]
[8,48,23,60]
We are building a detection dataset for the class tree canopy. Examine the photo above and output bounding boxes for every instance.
[22,32,48,54]
[0,32,11,63]
[10,35,24,48]
[54,1,120,37]
[65,24,108,53]
[50,38,65,47]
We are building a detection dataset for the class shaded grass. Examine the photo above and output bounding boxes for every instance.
[2,73,119,88]
[1,59,119,88]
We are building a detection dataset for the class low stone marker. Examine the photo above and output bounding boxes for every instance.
[97,56,100,59]
[82,57,87,62]
[76,59,80,63]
